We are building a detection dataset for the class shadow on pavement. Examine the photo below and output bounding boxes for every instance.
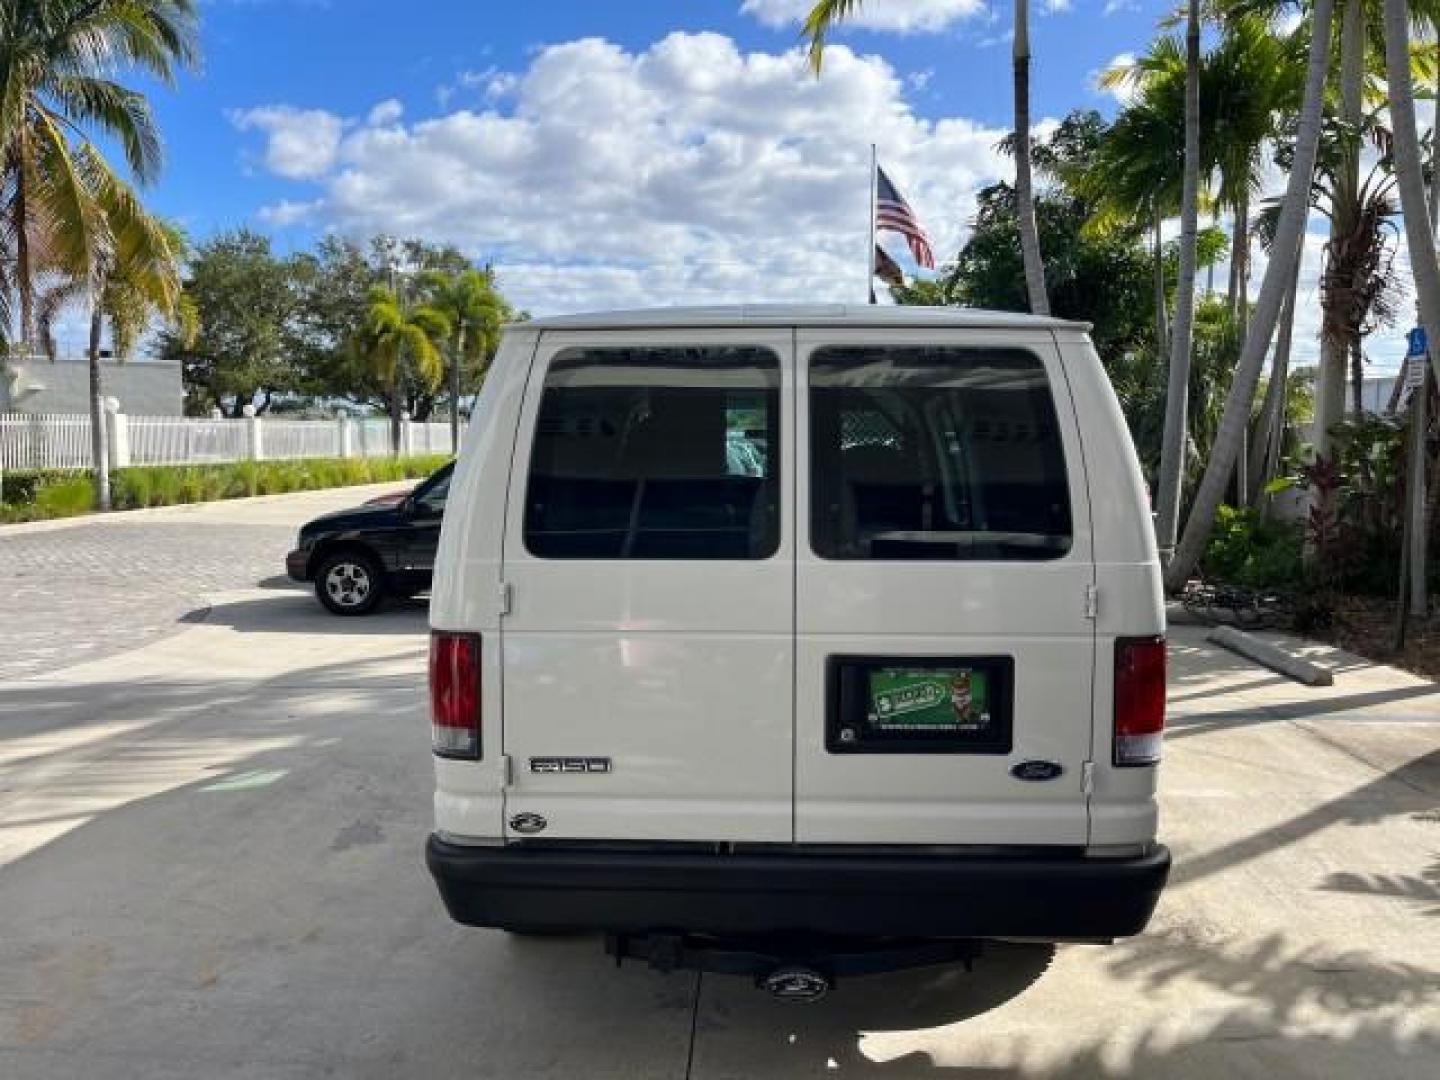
[190,593,430,636]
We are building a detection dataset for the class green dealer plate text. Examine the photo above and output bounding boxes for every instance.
[867,667,991,732]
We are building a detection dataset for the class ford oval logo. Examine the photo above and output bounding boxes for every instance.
[509,812,548,835]
[1011,760,1064,782]
[762,967,832,1003]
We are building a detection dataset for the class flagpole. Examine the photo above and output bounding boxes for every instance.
[867,143,878,304]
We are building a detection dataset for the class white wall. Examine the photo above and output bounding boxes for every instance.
[1,360,183,416]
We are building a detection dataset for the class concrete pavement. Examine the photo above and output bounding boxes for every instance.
[1,489,1438,1077]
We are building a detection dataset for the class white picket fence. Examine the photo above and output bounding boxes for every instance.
[1,411,457,473]
[127,416,250,466]
[0,413,94,470]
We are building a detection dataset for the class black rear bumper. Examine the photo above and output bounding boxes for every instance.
[426,837,1170,941]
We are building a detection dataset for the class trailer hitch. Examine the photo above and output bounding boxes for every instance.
[604,933,982,1001]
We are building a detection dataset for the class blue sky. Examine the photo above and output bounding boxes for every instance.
[75,0,1410,369]
[155,0,1159,242]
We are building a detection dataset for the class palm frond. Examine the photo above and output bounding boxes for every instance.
[801,0,868,74]
[41,74,163,182]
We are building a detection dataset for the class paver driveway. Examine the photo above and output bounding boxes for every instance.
[0,487,405,680]
[1,489,1437,1077]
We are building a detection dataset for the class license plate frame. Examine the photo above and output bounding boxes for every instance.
[826,655,1015,754]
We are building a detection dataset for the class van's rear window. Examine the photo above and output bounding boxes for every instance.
[524,346,780,560]
[810,346,1072,562]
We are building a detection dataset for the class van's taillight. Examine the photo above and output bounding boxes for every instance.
[430,632,481,759]
[1114,636,1165,766]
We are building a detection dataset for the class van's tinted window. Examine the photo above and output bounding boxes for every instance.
[524,346,780,559]
[810,346,1071,561]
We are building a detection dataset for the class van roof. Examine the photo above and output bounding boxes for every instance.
[518,304,1090,332]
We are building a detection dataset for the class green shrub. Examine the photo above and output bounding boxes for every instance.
[3,455,451,523]
[2,469,77,506]
[32,478,95,519]
[1201,505,1305,591]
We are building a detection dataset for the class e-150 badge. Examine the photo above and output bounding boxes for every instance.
[868,668,991,732]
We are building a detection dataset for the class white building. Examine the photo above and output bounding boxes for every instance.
[1,356,183,416]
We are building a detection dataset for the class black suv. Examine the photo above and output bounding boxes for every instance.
[286,461,454,615]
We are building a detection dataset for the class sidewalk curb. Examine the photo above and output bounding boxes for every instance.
[0,481,407,537]
[1207,625,1335,686]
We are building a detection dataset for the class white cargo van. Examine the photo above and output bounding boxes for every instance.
[426,305,1169,989]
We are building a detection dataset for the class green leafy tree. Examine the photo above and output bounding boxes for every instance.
[0,0,199,352]
[159,229,305,416]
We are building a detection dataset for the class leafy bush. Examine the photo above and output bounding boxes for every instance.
[2,455,449,523]
[1201,505,1305,591]
[1298,416,1407,596]
[32,478,95,519]
[2,469,77,507]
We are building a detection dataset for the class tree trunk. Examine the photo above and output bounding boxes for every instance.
[390,377,403,458]
[1152,206,1169,365]
[1012,0,1049,317]
[1207,207,1219,294]
[1233,186,1250,341]
[450,325,465,454]
[1384,0,1440,442]
[1249,248,1302,508]
[1350,340,1365,413]
[1153,0,1202,562]
[87,300,111,512]
[1409,52,1440,617]
[11,149,36,355]
[1313,0,1365,485]
[1166,0,1336,591]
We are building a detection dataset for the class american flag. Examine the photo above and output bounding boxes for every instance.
[876,166,935,269]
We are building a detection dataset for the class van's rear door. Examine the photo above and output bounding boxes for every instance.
[794,329,1095,845]
[500,330,794,842]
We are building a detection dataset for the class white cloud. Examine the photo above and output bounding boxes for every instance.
[258,198,322,227]
[367,99,404,127]
[740,0,986,33]
[1102,0,1138,14]
[1042,0,1072,13]
[228,105,344,180]
[240,32,1023,316]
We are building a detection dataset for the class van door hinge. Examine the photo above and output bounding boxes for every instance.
[1081,761,1095,796]
[1083,583,1099,620]
[497,581,512,617]
[500,754,514,788]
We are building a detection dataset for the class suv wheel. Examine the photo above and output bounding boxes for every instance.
[316,551,385,615]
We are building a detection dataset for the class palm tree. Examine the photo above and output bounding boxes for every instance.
[1247,234,1304,507]
[1156,0,1202,563]
[803,0,1049,314]
[1098,16,1302,551]
[1310,0,1369,481]
[421,267,506,452]
[1167,0,1338,590]
[353,284,450,456]
[33,147,191,508]
[0,0,199,353]
[1010,0,1048,315]
[1080,78,1185,365]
